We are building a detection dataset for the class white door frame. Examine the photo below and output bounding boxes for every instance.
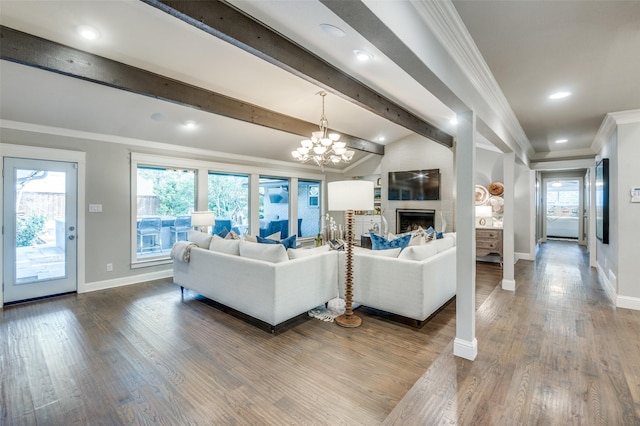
[1,144,86,308]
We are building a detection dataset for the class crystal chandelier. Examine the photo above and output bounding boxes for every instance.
[291,91,355,169]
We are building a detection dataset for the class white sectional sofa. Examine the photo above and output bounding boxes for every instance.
[173,238,339,332]
[338,233,457,324]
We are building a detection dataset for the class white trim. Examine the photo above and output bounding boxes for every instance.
[501,279,515,292]
[515,252,535,261]
[530,158,595,170]
[1,143,86,302]
[0,119,347,174]
[453,337,478,361]
[529,148,596,161]
[609,109,640,125]
[411,1,532,160]
[616,296,640,311]
[83,268,173,293]
[596,263,617,306]
[591,114,618,154]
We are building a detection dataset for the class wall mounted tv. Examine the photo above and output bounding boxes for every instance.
[388,169,440,201]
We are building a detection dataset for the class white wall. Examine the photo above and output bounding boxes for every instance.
[616,121,640,301]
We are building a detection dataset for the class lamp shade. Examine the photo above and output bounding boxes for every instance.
[328,180,374,211]
[191,211,215,227]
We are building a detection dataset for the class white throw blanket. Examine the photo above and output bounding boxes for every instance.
[170,241,197,263]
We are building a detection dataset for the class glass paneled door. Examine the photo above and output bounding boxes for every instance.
[3,157,78,303]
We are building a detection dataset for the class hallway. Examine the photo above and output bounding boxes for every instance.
[385,240,640,425]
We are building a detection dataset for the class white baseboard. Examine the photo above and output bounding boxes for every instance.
[596,263,617,305]
[82,268,173,293]
[515,252,535,261]
[617,295,640,311]
[453,337,478,361]
[501,279,515,291]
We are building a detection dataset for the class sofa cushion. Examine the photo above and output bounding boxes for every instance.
[239,240,288,263]
[209,235,240,255]
[287,244,330,259]
[434,235,455,253]
[398,243,438,261]
[188,230,213,249]
[257,235,297,249]
[370,233,411,251]
[365,247,401,257]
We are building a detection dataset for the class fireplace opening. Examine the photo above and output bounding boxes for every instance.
[396,209,436,234]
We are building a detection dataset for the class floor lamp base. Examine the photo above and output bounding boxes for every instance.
[335,313,362,328]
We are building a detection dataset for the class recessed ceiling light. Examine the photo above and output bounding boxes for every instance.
[78,25,100,40]
[377,136,385,142]
[353,50,374,61]
[555,139,568,144]
[450,117,458,125]
[150,112,166,122]
[183,120,197,129]
[549,91,571,100]
[319,23,345,37]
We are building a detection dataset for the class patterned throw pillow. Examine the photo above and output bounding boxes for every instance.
[224,230,241,240]
[369,233,411,251]
[256,234,297,250]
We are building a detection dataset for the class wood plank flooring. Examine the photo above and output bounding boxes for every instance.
[385,241,640,425]
[2,240,639,425]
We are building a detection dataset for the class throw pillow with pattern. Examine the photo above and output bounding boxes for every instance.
[369,232,411,251]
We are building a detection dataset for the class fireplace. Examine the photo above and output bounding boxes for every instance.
[396,209,436,234]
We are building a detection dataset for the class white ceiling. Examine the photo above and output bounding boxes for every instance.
[1,0,638,170]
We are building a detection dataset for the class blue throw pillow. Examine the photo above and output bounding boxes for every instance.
[216,227,229,238]
[436,232,443,239]
[369,233,411,251]
[257,235,297,249]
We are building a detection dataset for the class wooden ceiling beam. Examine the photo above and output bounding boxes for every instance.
[143,0,453,148]
[0,25,383,155]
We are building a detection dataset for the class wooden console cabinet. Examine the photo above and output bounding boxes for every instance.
[476,228,503,263]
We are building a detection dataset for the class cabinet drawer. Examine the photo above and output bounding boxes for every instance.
[477,229,499,239]
[477,240,499,249]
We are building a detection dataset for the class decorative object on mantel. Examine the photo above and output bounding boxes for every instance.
[328,180,374,328]
[475,185,490,205]
[291,91,355,170]
[489,195,505,214]
[488,181,504,196]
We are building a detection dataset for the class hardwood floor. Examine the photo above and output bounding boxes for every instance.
[2,241,639,425]
[385,241,640,425]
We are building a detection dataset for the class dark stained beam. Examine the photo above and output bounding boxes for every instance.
[0,25,383,155]
[142,0,453,148]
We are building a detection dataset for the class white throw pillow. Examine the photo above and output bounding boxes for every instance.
[239,240,288,263]
[209,235,240,255]
[188,230,212,249]
[398,243,438,261]
[243,231,280,243]
[287,244,330,259]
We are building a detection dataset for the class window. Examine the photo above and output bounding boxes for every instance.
[259,177,290,238]
[298,180,321,238]
[208,172,249,236]
[136,166,195,261]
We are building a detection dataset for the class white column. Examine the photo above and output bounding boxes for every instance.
[453,110,477,361]
[502,153,516,291]
[249,173,260,236]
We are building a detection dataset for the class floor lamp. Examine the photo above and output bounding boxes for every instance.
[328,180,374,328]
[191,211,215,235]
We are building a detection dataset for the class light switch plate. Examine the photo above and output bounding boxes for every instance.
[89,204,103,213]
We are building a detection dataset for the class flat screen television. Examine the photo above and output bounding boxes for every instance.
[388,169,440,201]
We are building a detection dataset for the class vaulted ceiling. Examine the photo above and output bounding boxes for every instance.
[1,1,638,171]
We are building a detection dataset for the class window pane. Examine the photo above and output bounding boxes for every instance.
[137,166,195,260]
[298,180,321,238]
[259,177,290,239]
[208,172,249,236]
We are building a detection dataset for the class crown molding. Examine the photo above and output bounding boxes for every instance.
[410,0,533,160]
[529,148,596,162]
[0,119,340,175]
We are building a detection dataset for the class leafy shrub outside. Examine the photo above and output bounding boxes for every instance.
[16,214,47,247]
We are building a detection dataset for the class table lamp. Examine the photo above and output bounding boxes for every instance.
[191,211,215,234]
[475,205,493,227]
[328,180,374,328]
